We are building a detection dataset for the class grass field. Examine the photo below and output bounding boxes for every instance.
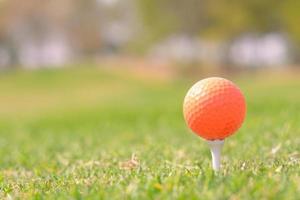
[0,67,299,199]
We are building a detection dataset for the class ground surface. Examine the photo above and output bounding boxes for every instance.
[0,67,299,199]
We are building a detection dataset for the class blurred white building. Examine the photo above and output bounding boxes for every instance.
[0,48,10,68]
[17,33,71,69]
[149,35,202,63]
[229,33,289,67]
[149,33,289,68]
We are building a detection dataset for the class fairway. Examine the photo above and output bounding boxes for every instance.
[0,67,299,199]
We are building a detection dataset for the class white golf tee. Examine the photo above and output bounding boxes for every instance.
[207,140,224,171]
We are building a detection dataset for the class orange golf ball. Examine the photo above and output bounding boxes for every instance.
[183,77,246,140]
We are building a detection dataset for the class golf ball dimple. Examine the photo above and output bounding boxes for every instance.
[183,77,246,140]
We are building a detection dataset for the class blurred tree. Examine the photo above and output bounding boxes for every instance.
[279,0,300,62]
[136,0,286,40]
[67,0,102,55]
[133,0,177,51]
[280,1,300,42]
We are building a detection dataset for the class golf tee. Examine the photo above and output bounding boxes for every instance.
[207,140,224,171]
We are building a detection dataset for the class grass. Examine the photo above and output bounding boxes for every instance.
[0,66,299,199]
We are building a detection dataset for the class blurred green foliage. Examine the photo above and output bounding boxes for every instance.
[136,0,300,42]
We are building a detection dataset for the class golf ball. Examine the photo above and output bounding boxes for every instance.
[183,77,246,140]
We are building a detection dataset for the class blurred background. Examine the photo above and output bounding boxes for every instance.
[0,0,300,71]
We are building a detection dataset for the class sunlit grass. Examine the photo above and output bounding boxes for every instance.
[0,67,299,199]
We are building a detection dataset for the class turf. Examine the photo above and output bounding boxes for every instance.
[0,67,299,199]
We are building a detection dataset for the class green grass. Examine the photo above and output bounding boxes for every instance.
[0,67,299,199]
